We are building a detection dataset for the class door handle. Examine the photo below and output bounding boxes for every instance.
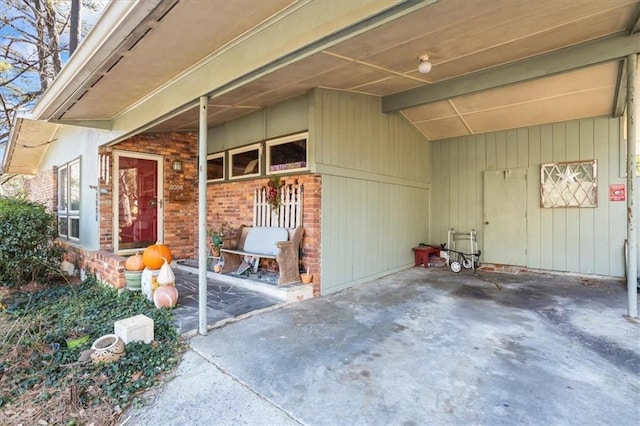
[149,198,157,207]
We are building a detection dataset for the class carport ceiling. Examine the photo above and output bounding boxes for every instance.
[57,0,640,140]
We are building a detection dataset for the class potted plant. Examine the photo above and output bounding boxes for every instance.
[124,251,144,291]
[208,222,236,257]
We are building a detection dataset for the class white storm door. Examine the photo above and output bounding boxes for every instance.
[113,151,164,254]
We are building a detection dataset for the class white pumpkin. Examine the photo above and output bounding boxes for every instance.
[157,257,175,285]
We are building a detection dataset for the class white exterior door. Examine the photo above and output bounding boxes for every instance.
[483,169,527,266]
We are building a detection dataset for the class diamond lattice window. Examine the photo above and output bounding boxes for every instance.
[541,160,597,208]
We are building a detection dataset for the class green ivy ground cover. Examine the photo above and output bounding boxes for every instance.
[0,276,186,425]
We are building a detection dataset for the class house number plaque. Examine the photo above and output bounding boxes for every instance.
[169,181,192,202]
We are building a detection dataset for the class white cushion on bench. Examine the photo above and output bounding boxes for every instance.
[243,227,289,256]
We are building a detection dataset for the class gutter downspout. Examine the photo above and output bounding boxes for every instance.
[198,96,209,334]
[626,53,638,319]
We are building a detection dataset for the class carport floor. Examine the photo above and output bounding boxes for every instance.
[171,267,282,335]
[126,267,639,425]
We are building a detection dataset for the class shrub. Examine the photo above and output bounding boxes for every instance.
[0,196,64,287]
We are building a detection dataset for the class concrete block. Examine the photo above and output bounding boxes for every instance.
[114,314,154,344]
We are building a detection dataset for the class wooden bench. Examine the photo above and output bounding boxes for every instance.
[220,225,304,286]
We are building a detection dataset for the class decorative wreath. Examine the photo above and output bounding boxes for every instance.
[266,175,282,212]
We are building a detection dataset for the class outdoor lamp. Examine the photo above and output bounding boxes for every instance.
[172,160,183,172]
[418,54,432,74]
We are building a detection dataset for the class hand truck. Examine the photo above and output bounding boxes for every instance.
[446,228,481,273]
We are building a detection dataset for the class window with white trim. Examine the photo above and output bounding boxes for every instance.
[207,152,225,182]
[229,143,261,179]
[58,158,80,240]
[266,132,308,173]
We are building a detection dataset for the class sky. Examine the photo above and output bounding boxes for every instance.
[0,0,107,167]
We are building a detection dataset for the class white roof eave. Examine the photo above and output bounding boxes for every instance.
[31,0,164,121]
[2,114,59,175]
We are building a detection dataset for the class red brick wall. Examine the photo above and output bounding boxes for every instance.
[58,131,322,295]
[98,132,198,259]
[206,174,322,295]
[62,243,127,289]
[26,168,57,211]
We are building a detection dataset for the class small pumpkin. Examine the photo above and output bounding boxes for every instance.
[143,242,173,270]
[125,252,145,271]
[157,258,175,286]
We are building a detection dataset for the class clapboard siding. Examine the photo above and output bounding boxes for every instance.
[313,89,430,295]
[431,116,626,277]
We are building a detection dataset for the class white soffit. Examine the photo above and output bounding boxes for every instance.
[4,117,58,175]
[31,0,640,141]
[405,62,620,140]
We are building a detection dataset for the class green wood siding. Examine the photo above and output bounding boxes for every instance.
[313,89,430,295]
[431,116,626,277]
[207,94,308,152]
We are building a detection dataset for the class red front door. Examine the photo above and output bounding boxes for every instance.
[117,155,160,251]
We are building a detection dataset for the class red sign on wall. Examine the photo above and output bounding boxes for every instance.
[609,184,625,201]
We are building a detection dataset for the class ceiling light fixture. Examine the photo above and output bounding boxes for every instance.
[418,54,432,74]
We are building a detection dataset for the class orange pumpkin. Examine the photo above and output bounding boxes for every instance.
[142,242,173,270]
[125,252,145,271]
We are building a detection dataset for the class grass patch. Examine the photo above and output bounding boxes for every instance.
[0,276,186,425]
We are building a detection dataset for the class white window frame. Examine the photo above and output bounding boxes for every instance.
[57,158,81,242]
[207,152,225,182]
[266,132,309,174]
[229,143,262,179]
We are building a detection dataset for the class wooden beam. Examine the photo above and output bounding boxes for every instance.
[613,58,628,118]
[629,3,640,34]
[382,32,640,113]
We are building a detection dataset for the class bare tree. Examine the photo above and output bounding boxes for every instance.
[0,0,103,184]
[1,0,66,141]
[69,0,81,56]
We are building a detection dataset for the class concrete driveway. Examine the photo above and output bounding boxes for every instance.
[123,267,639,425]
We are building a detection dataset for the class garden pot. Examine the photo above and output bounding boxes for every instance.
[90,334,125,364]
[153,284,179,308]
[300,273,313,284]
[124,270,143,291]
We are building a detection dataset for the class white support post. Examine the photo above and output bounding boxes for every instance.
[198,96,209,334]
[626,53,638,319]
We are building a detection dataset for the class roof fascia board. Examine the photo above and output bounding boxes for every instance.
[1,115,24,174]
[32,0,165,120]
[382,32,640,113]
[55,120,112,130]
[111,0,428,135]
